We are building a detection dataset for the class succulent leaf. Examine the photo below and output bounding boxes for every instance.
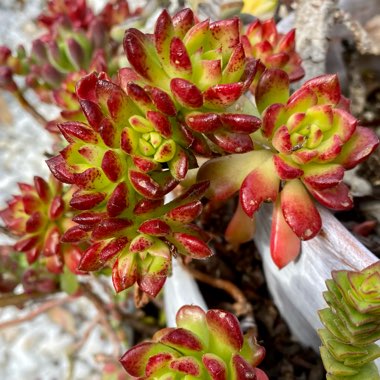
[120,305,267,379]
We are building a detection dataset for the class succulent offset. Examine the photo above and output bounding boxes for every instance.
[318,262,380,379]
[120,305,268,379]
[242,18,305,87]
[0,176,82,275]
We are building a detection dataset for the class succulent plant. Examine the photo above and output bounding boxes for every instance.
[48,72,213,297]
[198,70,379,268]
[120,305,268,379]
[123,8,262,154]
[0,0,138,129]
[26,19,118,113]
[242,18,305,87]
[241,0,278,19]
[0,176,82,275]
[318,261,380,379]
[37,0,95,31]
[37,0,138,33]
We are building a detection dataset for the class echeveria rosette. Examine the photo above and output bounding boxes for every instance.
[0,176,82,275]
[318,262,380,379]
[37,0,95,31]
[48,72,212,296]
[242,18,305,87]
[26,20,117,105]
[120,305,268,379]
[198,69,379,268]
[250,71,379,247]
[123,8,262,154]
[37,0,138,33]
[48,71,196,194]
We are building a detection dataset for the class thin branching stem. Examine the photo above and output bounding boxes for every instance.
[0,295,75,329]
[15,90,48,126]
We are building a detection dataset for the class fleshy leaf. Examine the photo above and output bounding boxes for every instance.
[270,198,301,268]
[280,179,322,240]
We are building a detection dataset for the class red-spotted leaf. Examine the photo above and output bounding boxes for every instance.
[70,192,106,210]
[302,163,344,190]
[169,357,201,376]
[172,232,212,258]
[230,354,257,380]
[171,78,203,109]
[256,69,289,114]
[61,225,88,243]
[46,155,75,184]
[273,155,303,180]
[209,131,253,154]
[101,150,122,182]
[92,218,132,240]
[185,112,222,133]
[206,309,243,354]
[240,157,280,217]
[148,86,177,116]
[166,201,203,223]
[202,353,227,380]
[33,176,50,202]
[145,353,174,377]
[160,328,204,353]
[203,82,244,109]
[107,182,129,217]
[78,241,106,271]
[305,182,353,211]
[49,196,65,220]
[261,103,285,138]
[129,170,161,199]
[58,121,98,144]
[170,37,192,76]
[281,179,322,240]
[112,252,138,293]
[43,226,61,257]
[14,236,38,252]
[138,254,170,297]
[25,211,43,233]
[72,211,107,226]
[176,305,208,346]
[303,74,341,105]
[220,113,261,134]
[100,237,129,262]
[121,342,178,377]
[335,127,379,170]
[138,219,171,236]
[147,111,172,138]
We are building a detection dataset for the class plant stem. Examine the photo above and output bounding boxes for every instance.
[0,295,75,329]
[80,282,123,357]
[182,262,253,317]
[15,90,48,126]
[0,291,51,308]
[66,316,101,380]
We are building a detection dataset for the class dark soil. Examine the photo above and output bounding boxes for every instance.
[189,197,326,380]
